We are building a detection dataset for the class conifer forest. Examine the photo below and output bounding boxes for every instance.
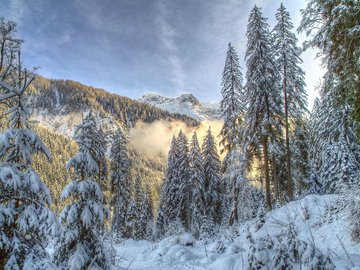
[0,1,359,269]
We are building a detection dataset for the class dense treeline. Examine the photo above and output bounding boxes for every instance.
[0,0,359,269]
[28,76,199,128]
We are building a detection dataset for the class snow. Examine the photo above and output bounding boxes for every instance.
[138,93,221,121]
[108,194,360,269]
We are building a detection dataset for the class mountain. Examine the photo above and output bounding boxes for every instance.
[138,92,222,121]
[27,77,199,136]
[20,76,200,212]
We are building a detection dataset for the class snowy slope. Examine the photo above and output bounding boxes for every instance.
[138,93,221,121]
[111,194,360,269]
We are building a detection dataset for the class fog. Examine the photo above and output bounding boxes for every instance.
[129,119,224,158]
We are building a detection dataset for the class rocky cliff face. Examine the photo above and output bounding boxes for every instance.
[138,92,221,121]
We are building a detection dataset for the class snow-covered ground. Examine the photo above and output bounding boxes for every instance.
[138,92,221,121]
[112,194,360,269]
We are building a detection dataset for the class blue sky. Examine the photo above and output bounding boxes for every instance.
[0,0,324,107]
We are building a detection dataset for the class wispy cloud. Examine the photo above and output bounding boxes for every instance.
[9,0,26,25]
[154,0,185,91]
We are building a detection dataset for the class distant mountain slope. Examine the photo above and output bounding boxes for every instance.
[27,76,199,136]
[139,93,221,121]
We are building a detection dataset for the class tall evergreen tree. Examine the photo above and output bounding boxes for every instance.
[156,136,180,236]
[299,0,360,129]
[0,35,58,268]
[176,130,191,230]
[243,5,283,209]
[189,132,206,238]
[219,42,244,156]
[273,3,308,200]
[93,122,108,188]
[110,127,133,238]
[202,127,222,226]
[140,187,154,239]
[54,112,110,270]
[319,88,359,192]
[133,175,154,240]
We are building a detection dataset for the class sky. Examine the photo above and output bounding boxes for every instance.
[0,0,325,108]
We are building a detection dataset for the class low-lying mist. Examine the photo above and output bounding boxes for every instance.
[129,119,224,158]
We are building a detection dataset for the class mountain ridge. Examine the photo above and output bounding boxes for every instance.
[139,92,221,121]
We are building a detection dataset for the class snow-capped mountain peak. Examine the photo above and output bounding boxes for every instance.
[139,92,221,121]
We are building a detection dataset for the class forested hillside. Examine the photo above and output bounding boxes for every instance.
[0,1,359,269]
[27,76,198,133]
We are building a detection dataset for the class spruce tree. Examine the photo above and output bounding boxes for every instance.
[189,132,206,238]
[243,5,283,209]
[309,76,360,193]
[176,130,191,230]
[299,0,360,129]
[156,136,179,236]
[110,127,133,237]
[140,187,154,239]
[202,127,222,226]
[273,3,308,200]
[133,175,153,240]
[219,42,244,156]
[54,112,110,270]
[0,38,58,269]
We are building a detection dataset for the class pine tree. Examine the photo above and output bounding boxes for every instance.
[299,0,360,129]
[202,127,222,226]
[247,234,273,269]
[219,42,244,156]
[224,148,263,225]
[156,136,180,236]
[176,130,192,230]
[110,127,133,237]
[140,187,154,239]
[243,5,283,209]
[273,3,308,200]
[189,132,206,238]
[319,101,360,193]
[309,76,360,193]
[0,40,58,268]
[0,17,20,83]
[133,175,153,240]
[94,122,108,188]
[126,197,137,238]
[54,112,110,270]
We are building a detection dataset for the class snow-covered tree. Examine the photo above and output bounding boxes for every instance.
[176,130,191,230]
[54,112,110,270]
[202,127,222,226]
[110,127,133,238]
[133,175,153,240]
[139,187,154,239]
[309,75,360,193]
[298,0,360,126]
[156,136,180,236]
[247,233,273,269]
[223,148,264,225]
[94,123,108,188]
[243,5,283,209]
[0,17,21,83]
[0,22,58,269]
[319,103,360,193]
[219,42,244,156]
[189,132,206,238]
[125,198,137,238]
[273,3,308,200]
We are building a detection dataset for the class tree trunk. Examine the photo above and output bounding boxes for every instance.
[262,137,272,210]
[283,69,294,200]
[229,186,239,226]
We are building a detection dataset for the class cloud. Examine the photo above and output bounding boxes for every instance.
[9,0,27,25]
[129,119,224,159]
[154,0,185,90]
